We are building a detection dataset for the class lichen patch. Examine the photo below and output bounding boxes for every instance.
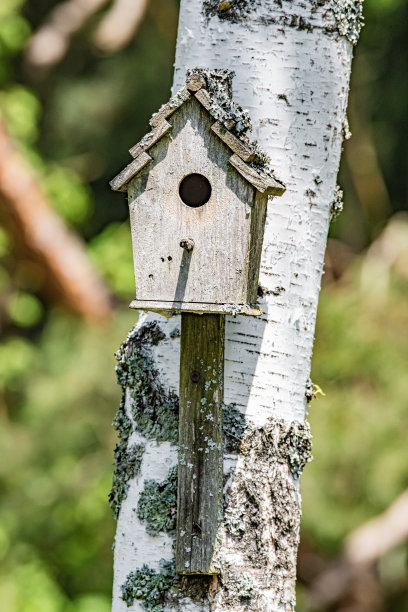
[331,0,364,46]
[137,466,178,536]
[110,322,179,519]
[116,322,179,444]
[223,403,247,453]
[186,67,252,136]
[121,560,177,610]
[109,441,145,519]
[330,184,344,220]
[203,0,364,45]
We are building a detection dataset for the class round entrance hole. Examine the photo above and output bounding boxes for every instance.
[179,173,211,208]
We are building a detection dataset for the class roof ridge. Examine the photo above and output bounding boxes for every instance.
[110,71,285,195]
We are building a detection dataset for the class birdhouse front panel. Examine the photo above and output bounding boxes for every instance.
[128,98,258,312]
[110,71,286,316]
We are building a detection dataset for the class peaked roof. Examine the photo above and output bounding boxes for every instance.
[110,71,285,196]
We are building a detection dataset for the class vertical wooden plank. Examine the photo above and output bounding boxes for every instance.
[176,313,224,574]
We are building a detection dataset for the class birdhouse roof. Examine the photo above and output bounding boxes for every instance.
[110,70,285,196]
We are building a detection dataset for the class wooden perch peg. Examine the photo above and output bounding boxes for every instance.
[180,238,195,251]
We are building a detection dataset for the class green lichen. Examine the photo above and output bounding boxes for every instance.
[249,140,271,167]
[330,184,344,220]
[150,87,190,125]
[278,420,313,479]
[204,0,364,45]
[167,86,190,109]
[237,573,255,600]
[115,322,179,444]
[305,377,314,403]
[121,560,177,610]
[109,391,140,518]
[112,397,132,441]
[331,0,364,46]
[223,403,247,453]
[186,67,252,136]
[137,466,177,535]
[109,442,145,519]
[115,322,166,388]
[224,505,245,538]
[109,323,178,519]
[169,327,180,339]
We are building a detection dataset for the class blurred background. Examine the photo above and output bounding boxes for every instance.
[0,0,406,610]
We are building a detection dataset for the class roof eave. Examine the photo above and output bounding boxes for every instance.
[110,72,286,196]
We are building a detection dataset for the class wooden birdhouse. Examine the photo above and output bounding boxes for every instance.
[110,71,285,316]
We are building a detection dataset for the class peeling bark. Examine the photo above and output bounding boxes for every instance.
[111,0,359,609]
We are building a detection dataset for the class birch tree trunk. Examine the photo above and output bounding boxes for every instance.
[111,1,363,610]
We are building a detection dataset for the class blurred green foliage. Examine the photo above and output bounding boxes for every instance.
[0,309,137,611]
[0,0,406,610]
[305,264,408,546]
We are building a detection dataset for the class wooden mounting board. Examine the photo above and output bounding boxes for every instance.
[176,313,224,574]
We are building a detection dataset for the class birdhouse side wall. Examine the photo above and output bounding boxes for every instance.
[247,191,268,304]
[127,98,256,308]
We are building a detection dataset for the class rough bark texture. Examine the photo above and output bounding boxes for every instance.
[111,0,359,610]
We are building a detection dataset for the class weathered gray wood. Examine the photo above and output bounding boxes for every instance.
[129,120,172,158]
[247,191,268,304]
[129,299,262,316]
[228,153,268,193]
[211,121,255,162]
[128,98,256,307]
[186,72,206,92]
[193,88,212,112]
[263,175,286,196]
[229,153,285,195]
[149,87,190,128]
[176,313,225,574]
[110,152,152,192]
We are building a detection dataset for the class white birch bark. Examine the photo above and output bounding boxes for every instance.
[111,1,363,610]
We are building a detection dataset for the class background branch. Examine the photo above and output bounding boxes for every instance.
[24,0,109,73]
[308,490,408,608]
[93,0,149,52]
[0,119,112,322]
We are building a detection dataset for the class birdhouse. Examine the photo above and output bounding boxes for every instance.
[110,71,285,316]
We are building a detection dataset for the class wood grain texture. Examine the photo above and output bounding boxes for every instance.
[229,153,285,196]
[186,72,206,92]
[128,98,257,307]
[150,87,191,128]
[176,313,224,574]
[129,299,262,316]
[211,121,255,162]
[110,152,151,192]
[193,88,212,113]
[247,191,268,304]
[228,153,268,193]
[128,120,172,158]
